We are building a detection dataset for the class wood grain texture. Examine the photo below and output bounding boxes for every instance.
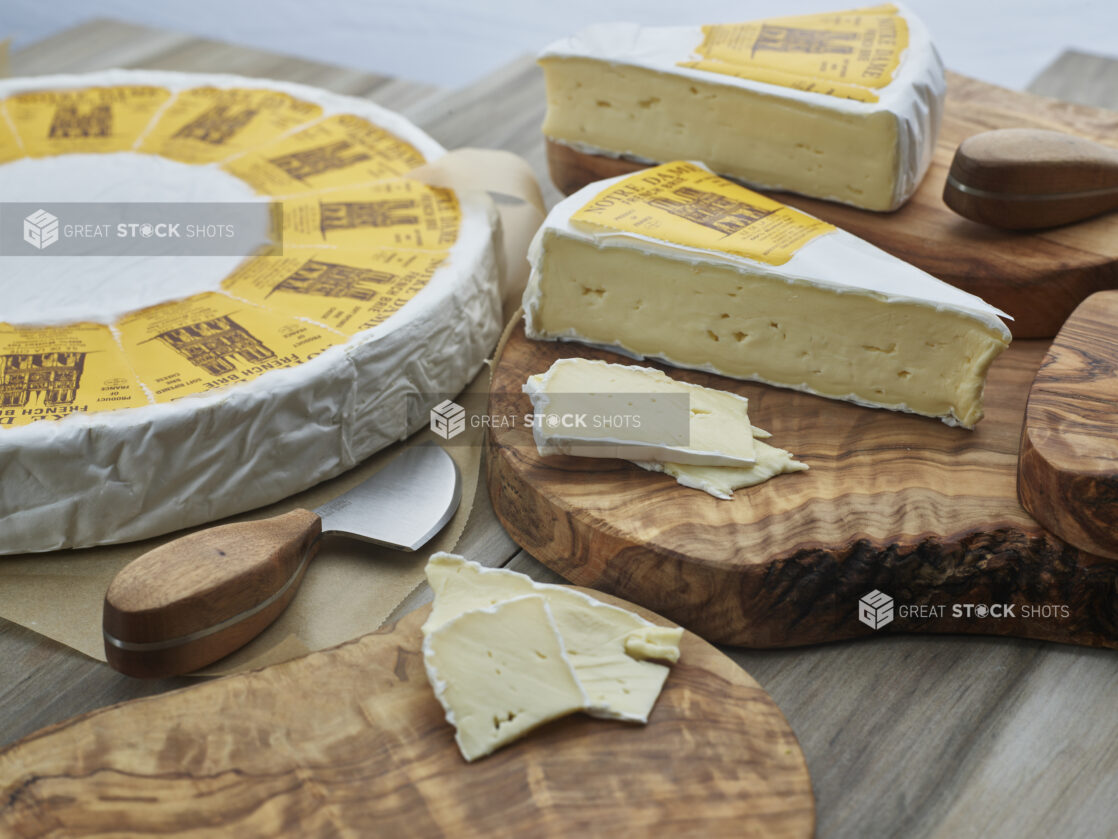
[103,509,321,678]
[0,594,814,839]
[488,322,1118,650]
[545,71,1118,338]
[1018,291,1118,559]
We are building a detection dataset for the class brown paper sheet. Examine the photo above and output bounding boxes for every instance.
[0,146,543,675]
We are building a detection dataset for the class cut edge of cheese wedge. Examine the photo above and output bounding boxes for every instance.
[524,162,1012,429]
[422,594,588,762]
[538,4,945,211]
[523,357,756,466]
[423,553,683,725]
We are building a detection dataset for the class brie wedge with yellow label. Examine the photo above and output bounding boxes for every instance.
[524,162,1012,428]
[539,4,944,211]
[523,358,756,466]
[423,553,682,732]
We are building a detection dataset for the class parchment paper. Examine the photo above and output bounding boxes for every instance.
[0,147,545,675]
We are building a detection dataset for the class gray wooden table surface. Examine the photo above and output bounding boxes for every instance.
[1,20,1115,839]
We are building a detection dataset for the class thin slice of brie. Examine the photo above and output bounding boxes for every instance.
[424,553,683,724]
[634,438,808,500]
[422,594,587,762]
[524,358,755,466]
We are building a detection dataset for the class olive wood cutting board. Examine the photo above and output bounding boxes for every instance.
[486,295,1118,651]
[0,591,814,839]
[546,71,1118,338]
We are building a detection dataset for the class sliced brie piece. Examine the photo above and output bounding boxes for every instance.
[523,358,756,466]
[422,594,588,762]
[424,553,683,723]
[634,438,808,500]
[539,4,944,211]
[524,162,1012,428]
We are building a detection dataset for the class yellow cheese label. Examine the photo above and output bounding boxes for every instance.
[279,178,460,250]
[137,87,323,164]
[4,86,171,156]
[222,113,427,196]
[570,161,834,265]
[678,5,909,103]
[116,292,344,402]
[222,248,446,335]
[0,322,148,428]
[0,104,25,164]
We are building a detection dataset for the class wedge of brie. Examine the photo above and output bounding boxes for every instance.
[524,162,1011,428]
[540,4,944,211]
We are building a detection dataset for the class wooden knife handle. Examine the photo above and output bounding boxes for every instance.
[1018,291,1118,559]
[943,128,1118,229]
[103,508,322,678]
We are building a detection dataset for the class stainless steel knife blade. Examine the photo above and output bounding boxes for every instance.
[314,443,461,550]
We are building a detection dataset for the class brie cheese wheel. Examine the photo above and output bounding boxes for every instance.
[423,594,589,762]
[424,553,682,724]
[524,162,1011,428]
[540,3,944,211]
[0,70,501,553]
[523,358,757,466]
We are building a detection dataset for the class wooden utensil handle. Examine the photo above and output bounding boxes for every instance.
[103,508,322,677]
[943,128,1118,229]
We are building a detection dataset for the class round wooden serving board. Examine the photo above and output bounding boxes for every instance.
[487,319,1118,652]
[0,592,814,839]
[546,72,1118,338]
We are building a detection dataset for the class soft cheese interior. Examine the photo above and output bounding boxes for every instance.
[525,174,1012,428]
[542,57,903,211]
[424,553,682,726]
[423,594,588,762]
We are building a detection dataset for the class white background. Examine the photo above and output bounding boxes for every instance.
[4,0,1118,90]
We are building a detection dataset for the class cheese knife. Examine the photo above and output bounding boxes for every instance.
[103,443,461,678]
[943,127,1118,229]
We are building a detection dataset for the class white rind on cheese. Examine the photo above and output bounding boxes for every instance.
[634,439,809,500]
[523,358,757,466]
[422,594,589,762]
[0,70,502,554]
[523,165,1011,428]
[539,4,945,211]
[424,552,683,724]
